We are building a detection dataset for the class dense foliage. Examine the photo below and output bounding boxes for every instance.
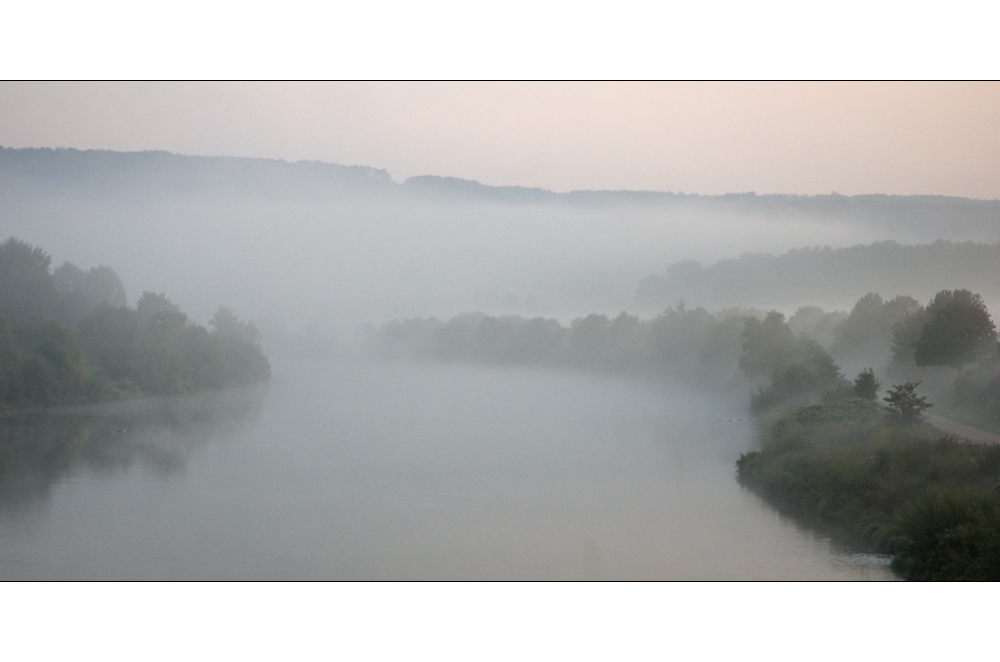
[739,311,847,414]
[829,293,921,368]
[0,237,270,408]
[368,305,750,386]
[882,381,932,423]
[737,399,1000,580]
[371,303,849,400]
[913,290,997,370]
[853,368,880,400]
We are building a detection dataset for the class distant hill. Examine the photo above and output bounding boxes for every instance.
[4,146,1000,330]
[0,147,394,199]
[636,240,1000,311]
[400,175,557,203]
[3,147,1000,229]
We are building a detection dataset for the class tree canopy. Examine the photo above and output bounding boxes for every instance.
[914,290,997,369]
[853,368,881,400]
[0,237,57,321]
[0,237,270,409]
[883,381,932,424]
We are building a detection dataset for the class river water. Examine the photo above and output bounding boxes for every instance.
[0,358,896,580]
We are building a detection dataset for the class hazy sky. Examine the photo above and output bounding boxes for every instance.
[2,82,999,199]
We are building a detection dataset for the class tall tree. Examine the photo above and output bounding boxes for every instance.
[0,237,56,320]
[834,293,921,355]
[891,307,928,364]
[914,290,997,370]
[739,311,796,377]
[852,367,881,400]
[53,262,127,325]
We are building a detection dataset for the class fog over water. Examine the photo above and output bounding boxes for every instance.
[0,358,894,580]
[3,147,999,579]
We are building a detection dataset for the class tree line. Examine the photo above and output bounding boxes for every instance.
[367,305,749,387]
[370,286,1000,422]
[637,240,1000,312]
[0,237,270,409]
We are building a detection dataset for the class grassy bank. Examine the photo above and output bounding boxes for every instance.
[737,398,1000,580]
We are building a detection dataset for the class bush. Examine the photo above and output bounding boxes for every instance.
[853,368,881,400]
[883,381,932,424]
[892,490,1000,580]
[738,397,1000,580]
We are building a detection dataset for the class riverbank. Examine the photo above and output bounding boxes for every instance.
[737,398,1000,580]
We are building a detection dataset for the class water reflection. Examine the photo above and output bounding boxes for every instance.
[0,386,266,513]
[734,482,900,579]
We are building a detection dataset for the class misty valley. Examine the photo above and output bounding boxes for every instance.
[0,357,898,580]
[3,147,1000,579]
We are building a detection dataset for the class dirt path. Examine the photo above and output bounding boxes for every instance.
[925,413,1000,445]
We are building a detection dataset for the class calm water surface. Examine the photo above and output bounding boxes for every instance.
[0,359,896,580]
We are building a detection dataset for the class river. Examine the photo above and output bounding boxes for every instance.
[0,358,896,580]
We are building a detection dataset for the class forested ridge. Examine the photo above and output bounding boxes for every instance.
[5,147,1000,221]
[637,240,1000,310]
[0,237,270,409]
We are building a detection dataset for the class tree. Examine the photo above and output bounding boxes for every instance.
[891,307,928,364]
[513,316,564,363]
[77,306,138,381]
[834,293,885,348]
[853,367,881,400]
[745,314,847,414]
[834,293,921,355]
[53,262,127,325]
[570,313,610,363]
[136,291,182,324]
[210,306,262,346]
[914,290,997,370]
[0,237,56,321]
[739,311,796,377]
[788,306,846,348]
[883,381,932,423]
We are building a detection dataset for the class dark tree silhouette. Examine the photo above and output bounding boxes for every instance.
[914,290,997,370]
[0,238,271,407]
[853,367,881,400]
[0,237,57,320]
[53,262,127,325]
[739,311,796,377]
[883,381,931,423]
[891,307,929,364]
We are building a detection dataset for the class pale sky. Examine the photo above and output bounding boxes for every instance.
[2,81,999,199]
